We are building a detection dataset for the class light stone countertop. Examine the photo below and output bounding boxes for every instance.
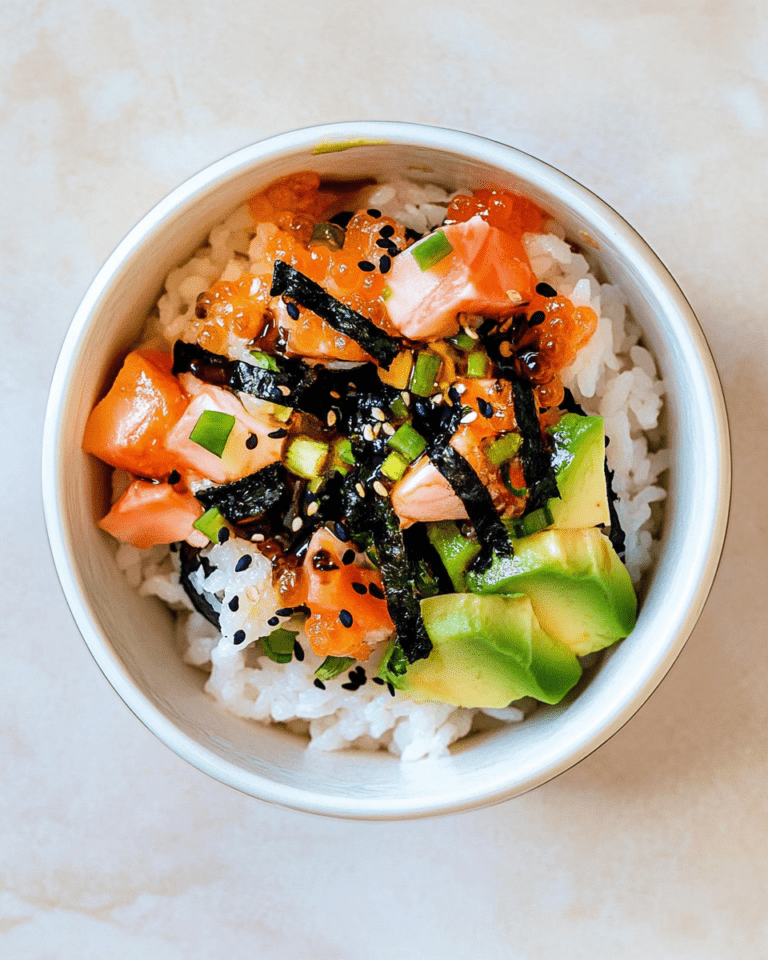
[3,1,765,956]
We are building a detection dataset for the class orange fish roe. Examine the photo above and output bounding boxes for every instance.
[445,188,547,239]
[190,275,268,354]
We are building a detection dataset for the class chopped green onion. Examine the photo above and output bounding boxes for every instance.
[381,285,393,302]
[500,460,528,496]
[449,331,477,352]
[409,351,441,397]
[466,348,491,378]
[387,422,427,461]
[249,350,279,372]
[189,409,235,458]
[381,450,410,482]
[487,433,522,466]
[389,395,408,420]
[335,437,356,466]
[284,436,329,479]
[315,656,355,681]
[411,230,453,271]
[260,628,298,664]
[378,639,409,680]
[192,506,228,543]
[506,505,554,539]
[309,221,345,251]
[307,476,324,494]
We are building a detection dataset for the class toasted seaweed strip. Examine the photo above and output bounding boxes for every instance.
[428,443,512,570]
[195,463,289,524]
[270,260,401,368]
[605,461,626,559]
[172,340,316,407]
[178,543,220,628]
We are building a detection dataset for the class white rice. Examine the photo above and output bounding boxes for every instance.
[122,181,668,761]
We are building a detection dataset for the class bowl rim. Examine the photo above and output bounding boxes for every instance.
[42,121,731,818]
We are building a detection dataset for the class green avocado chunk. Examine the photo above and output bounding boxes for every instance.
[548,414,610,529]
[380,593,582,708]
[465,527,637,656]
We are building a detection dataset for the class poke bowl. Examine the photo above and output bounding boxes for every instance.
[42,122,730,819]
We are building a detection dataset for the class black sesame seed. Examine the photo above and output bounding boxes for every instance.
[379,224,395,238]
[367,208,382,217]
[169,542,179,552]
[372,676,385,685]
[358,260,376,272]
[329,210,353,228]
[293,639,305,661]
[529,310,546,326]
[295,604,311,616]
[351,581,368,595]
[168,470,181,485]
[341,549,355,566]
[268,428,288,439]
[285,300,300,320]
[339,609,354,628]
[477,398,494,419]
[228,595,239,612]
[233,629,246,645]
[218,526,230,543]
[267,616,279,627]
[275,607,293,617]
[368,583,385,600]
[334,522,350,542]
[313,678,326,690]
[341,681,358,691]
[245,433,259,450]
[387,682,396,697]
[235,555,252,572]
[536,282,558,297]
[376,238,391,248]
[379,255,391,274]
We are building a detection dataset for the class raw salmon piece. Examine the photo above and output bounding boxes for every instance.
[384,216,534,341]
[99,480,207,549]
[83,349,188,479]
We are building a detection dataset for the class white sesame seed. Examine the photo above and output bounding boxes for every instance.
[373,480,388,497]
[505,289,523,304]
[278,385,291,396]
[327,410,337,427]
[382,422,395,436]
[400,391,411,407]
[306,501,319,516]
[291,517,303,532]
[499,341,513,357]
[363,424,375,442]
[431,393,443,405]
[454,383,466,395]
[463,325,479,340]
[355,482,366,498]
[372,407,386,421]
[373,423,382,438]
[460,410,478,424]
[252,533,265,542]
[330,390,341,399]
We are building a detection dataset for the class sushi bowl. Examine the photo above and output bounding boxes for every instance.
[42,122,730,819]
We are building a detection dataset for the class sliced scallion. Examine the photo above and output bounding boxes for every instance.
[389,395,408,420]
[411,230,453,271]
[260,628,298,664]
[249,350,279,372]
[189,409,236,458]
[387,422,427,462]
[284,436,329,479]
[409,351,441,397]
[487,433,522,466]
[449,331,477,352]
[506,504,554,539]
[381,450,410,482]
[466,348,491,379]
[315,656,356,681]
[193,506,228,543]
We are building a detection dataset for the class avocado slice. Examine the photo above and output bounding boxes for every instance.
[548,414,610,529]
[380,593,582,708]
[465,527,637,656]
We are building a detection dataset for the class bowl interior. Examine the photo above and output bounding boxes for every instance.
[43,123,730,818]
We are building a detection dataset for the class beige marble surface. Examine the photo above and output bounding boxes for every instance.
[3,0,765,956]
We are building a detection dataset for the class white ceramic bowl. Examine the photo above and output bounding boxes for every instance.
[42,122,730,819]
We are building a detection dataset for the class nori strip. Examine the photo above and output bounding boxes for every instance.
[605,458,626,560]
[178,543,220,628]
[172,340,316,408]
[195,463,289,524]
[270,260,402,368]
[508,372,558,509]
